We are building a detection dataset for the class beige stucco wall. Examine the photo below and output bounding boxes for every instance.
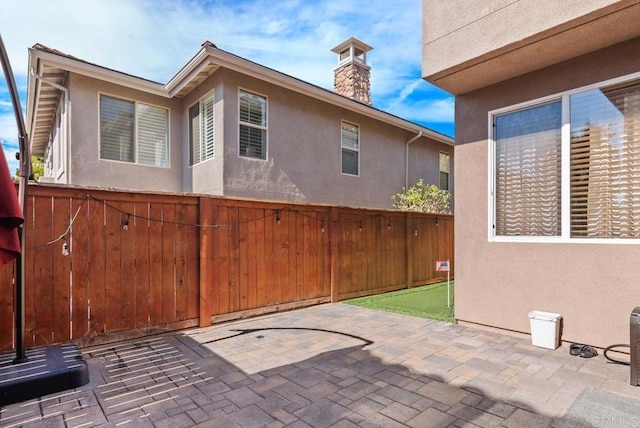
[454,38,640,348]
[68,74,183,192]
[422,0,640,94]
[217,71,451,210]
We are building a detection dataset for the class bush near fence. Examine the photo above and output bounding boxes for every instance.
[0,184,454,351]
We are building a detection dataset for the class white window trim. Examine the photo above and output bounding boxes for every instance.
[188,90,215,166]
[237,88,268,161]
[341,120,360,177]
[98,92,170,168]
[487,70,640,245]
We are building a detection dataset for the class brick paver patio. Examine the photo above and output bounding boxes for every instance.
[0,303,638,427]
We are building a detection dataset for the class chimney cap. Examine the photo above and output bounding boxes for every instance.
[330,37,373,55]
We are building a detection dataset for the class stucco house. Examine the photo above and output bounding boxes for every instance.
[26,38,453,210]
[422,1,640,348]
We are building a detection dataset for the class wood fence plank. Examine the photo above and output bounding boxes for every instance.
[175,203,188,321]
[162,204,176,323]
[119,202,136,330]
[247,208,258,310]
[88,199,106,336]
[134,202,150,328]
[216,206,231,315]
[148,203,164,325]
[255,209,266,308]
[104,202,122,333]
[287,211,297,304]
[70,197,89,340]
[32,195,54,346]
[296,212,304,300]
[273,209,286,305]
[238,208,249,311]
[229,208,240,313]
[187,204,199,320]
[23,194,36,348]
[199,200,212,325]
[52,197,71,343]
[264,208,275,306]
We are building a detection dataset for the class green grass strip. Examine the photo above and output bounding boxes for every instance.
[344,281,456,323]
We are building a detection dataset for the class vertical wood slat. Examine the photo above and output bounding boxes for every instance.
[32,195,54,346]
[52,197,71,343]
[88,199,106,337]
[71,197,89,340]
[135,202,150,328]
[199,198,212,327]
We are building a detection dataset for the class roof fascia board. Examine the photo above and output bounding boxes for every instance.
[28,48,167,97]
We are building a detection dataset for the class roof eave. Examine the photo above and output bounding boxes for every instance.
[204,48,453,146]
[29,48,167,97]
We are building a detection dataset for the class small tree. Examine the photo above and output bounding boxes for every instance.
[15,156,44,180]
[392,179,451,213]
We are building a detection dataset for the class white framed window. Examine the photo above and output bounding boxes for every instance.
[189,91,215,165]
[490,73,640,242]
[239,90,267,160]
[439,152,450,191]
[341,120,359,176]
[100,94,168,167]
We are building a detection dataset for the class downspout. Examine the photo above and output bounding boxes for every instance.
[30,68,70,184]
[405,131,422,189]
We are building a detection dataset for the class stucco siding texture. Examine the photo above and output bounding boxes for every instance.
[219,73,438,209]
[454,38,640,348]
[422,0,640,94]
[69,74,183,192]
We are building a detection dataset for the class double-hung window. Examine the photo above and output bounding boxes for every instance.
[341,121,359,175]
[189,92,215,165]
[100,95,168,167]
[491,75,640,241]
[239,90,267,159]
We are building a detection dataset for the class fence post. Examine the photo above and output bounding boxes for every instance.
[199,198,212,327]
[330,207,339,302]
[406,212,413,289]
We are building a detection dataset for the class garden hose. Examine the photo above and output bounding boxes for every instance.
[603,343,630,365]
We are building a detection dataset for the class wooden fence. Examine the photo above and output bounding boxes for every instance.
[0,185,454,351]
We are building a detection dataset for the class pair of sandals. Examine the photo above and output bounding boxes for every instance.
[570,343,598,358]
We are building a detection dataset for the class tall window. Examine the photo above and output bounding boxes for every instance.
[439,152,450,191]
[239,90,267,159]
[341,121,359,175]
[100,95,168,167]
[492,76,640,240]
[189,92,215,165]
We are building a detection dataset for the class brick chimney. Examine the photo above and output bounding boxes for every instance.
[331,38,373,105]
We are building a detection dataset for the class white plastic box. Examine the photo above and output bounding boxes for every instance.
[528,311,562,350]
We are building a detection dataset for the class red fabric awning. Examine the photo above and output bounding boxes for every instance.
[0,141,23,267]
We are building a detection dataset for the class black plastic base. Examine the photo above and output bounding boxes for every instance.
[0,344,89,406]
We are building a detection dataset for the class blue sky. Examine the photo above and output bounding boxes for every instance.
[0,0,454,174]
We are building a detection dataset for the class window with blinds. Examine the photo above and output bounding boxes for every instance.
[491,75,640,241]
[239,90,267,159]
[494,101,562,236]
[341,121,359,175]
[100,95,168,167]
[570,79,640,238]
[189,92,214,165]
